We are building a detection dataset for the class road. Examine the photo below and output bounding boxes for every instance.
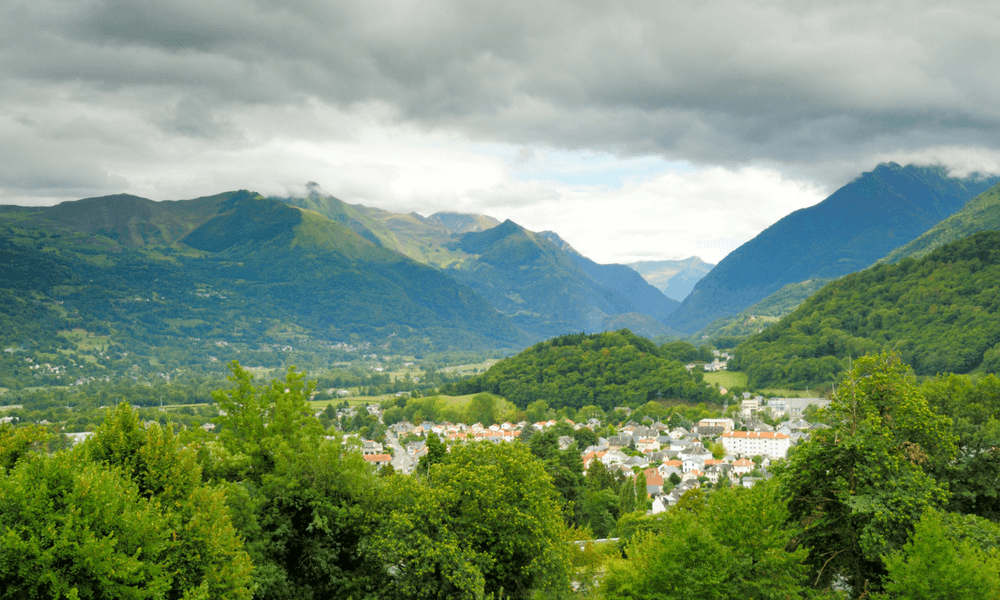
[385,430,414,474]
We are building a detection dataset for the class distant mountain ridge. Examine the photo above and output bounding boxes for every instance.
[537,231,681,324]
[627,257,714,301]
[664,163,1000,334]
[280,191,681,339]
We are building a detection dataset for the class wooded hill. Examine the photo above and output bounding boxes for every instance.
[446,330,719,410]
[731,230,1000,389]
[666,163,1000,335]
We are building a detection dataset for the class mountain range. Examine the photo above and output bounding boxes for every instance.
[665,163,1000,335]
[0,189,689,384]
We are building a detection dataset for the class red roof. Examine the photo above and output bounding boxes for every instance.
[722,431,790,439]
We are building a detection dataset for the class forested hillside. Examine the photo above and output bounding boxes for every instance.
[884,182,1000,262]
[666,163,1000,334]
[448,330,718,409]
[731,230,1000,389]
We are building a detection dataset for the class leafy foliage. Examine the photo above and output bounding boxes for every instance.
[877,509,1000,600]
[600,480,808,600]
[449,330,717,410]
[777,352,956,594]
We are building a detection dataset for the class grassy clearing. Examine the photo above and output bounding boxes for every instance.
[58,328,110,351]
[703,372,748,389]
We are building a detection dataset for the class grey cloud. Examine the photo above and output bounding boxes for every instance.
[2,0,1000,197]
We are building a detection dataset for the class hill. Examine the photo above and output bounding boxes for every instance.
[627,257,714,301]
[664,163,1000,334]
[446,329,718,410]
[884,183,1000,263]
[730,230,1000,389]
[0,192,527,388]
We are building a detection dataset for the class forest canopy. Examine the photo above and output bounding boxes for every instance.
[732,231,1000,389]
[444,330,719,410]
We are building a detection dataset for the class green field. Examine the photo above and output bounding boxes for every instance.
[703,371,748,389]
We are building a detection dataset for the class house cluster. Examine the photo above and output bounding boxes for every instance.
[578,416,821,514]
[740,394,830,420]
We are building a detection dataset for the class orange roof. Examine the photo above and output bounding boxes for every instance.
[364,454,392,462]
[722,431,790,439]
[663,460,682,467]
[733,458,754,466]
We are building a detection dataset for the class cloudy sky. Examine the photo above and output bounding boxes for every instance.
[3,0,999,264]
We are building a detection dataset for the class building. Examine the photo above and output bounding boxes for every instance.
[720,430,791,459]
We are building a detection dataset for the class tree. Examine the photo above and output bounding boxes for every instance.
[778,352,957,595]
[417,431,447,476]
[430,442,572,599]
[878,509,1000,600]
[466,393,500,426]
[0,452,173,599]
[600,481,808,600]
[83,402,253,599]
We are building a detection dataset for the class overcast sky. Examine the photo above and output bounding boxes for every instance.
[3,0,1000,264]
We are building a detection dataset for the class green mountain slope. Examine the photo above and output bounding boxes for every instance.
[0,193,527,388]
[665,163,1000,335]
[698,279,832,342]
[731,231,1000,389]
[278,191,681,340]
[884,183,1000,262]
[447,329,718,410]
[447,221,676,340]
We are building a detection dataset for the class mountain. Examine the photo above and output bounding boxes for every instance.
[426,212,502,234]
[448,221,673,339]
[627,257,714,301]
[537,231,681,323]
[664,163,1000,334]
[730,230,1000,389]
[0,192,528,387]
[280,192,680,339]
[884,183,1000,263]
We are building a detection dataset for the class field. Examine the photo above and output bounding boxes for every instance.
[702,371,817,398]
[702,371,747,389]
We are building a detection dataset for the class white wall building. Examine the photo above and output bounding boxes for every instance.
[720,430,791,459]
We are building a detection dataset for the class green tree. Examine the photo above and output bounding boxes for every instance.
[878,509,1000,600]
[601,481,807,600]
[778,352,957,595]
[83,402,253,599]
[0,452,173,599]
[431,442,572,599]
[466,392,501,426]
[418,431,447,475]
